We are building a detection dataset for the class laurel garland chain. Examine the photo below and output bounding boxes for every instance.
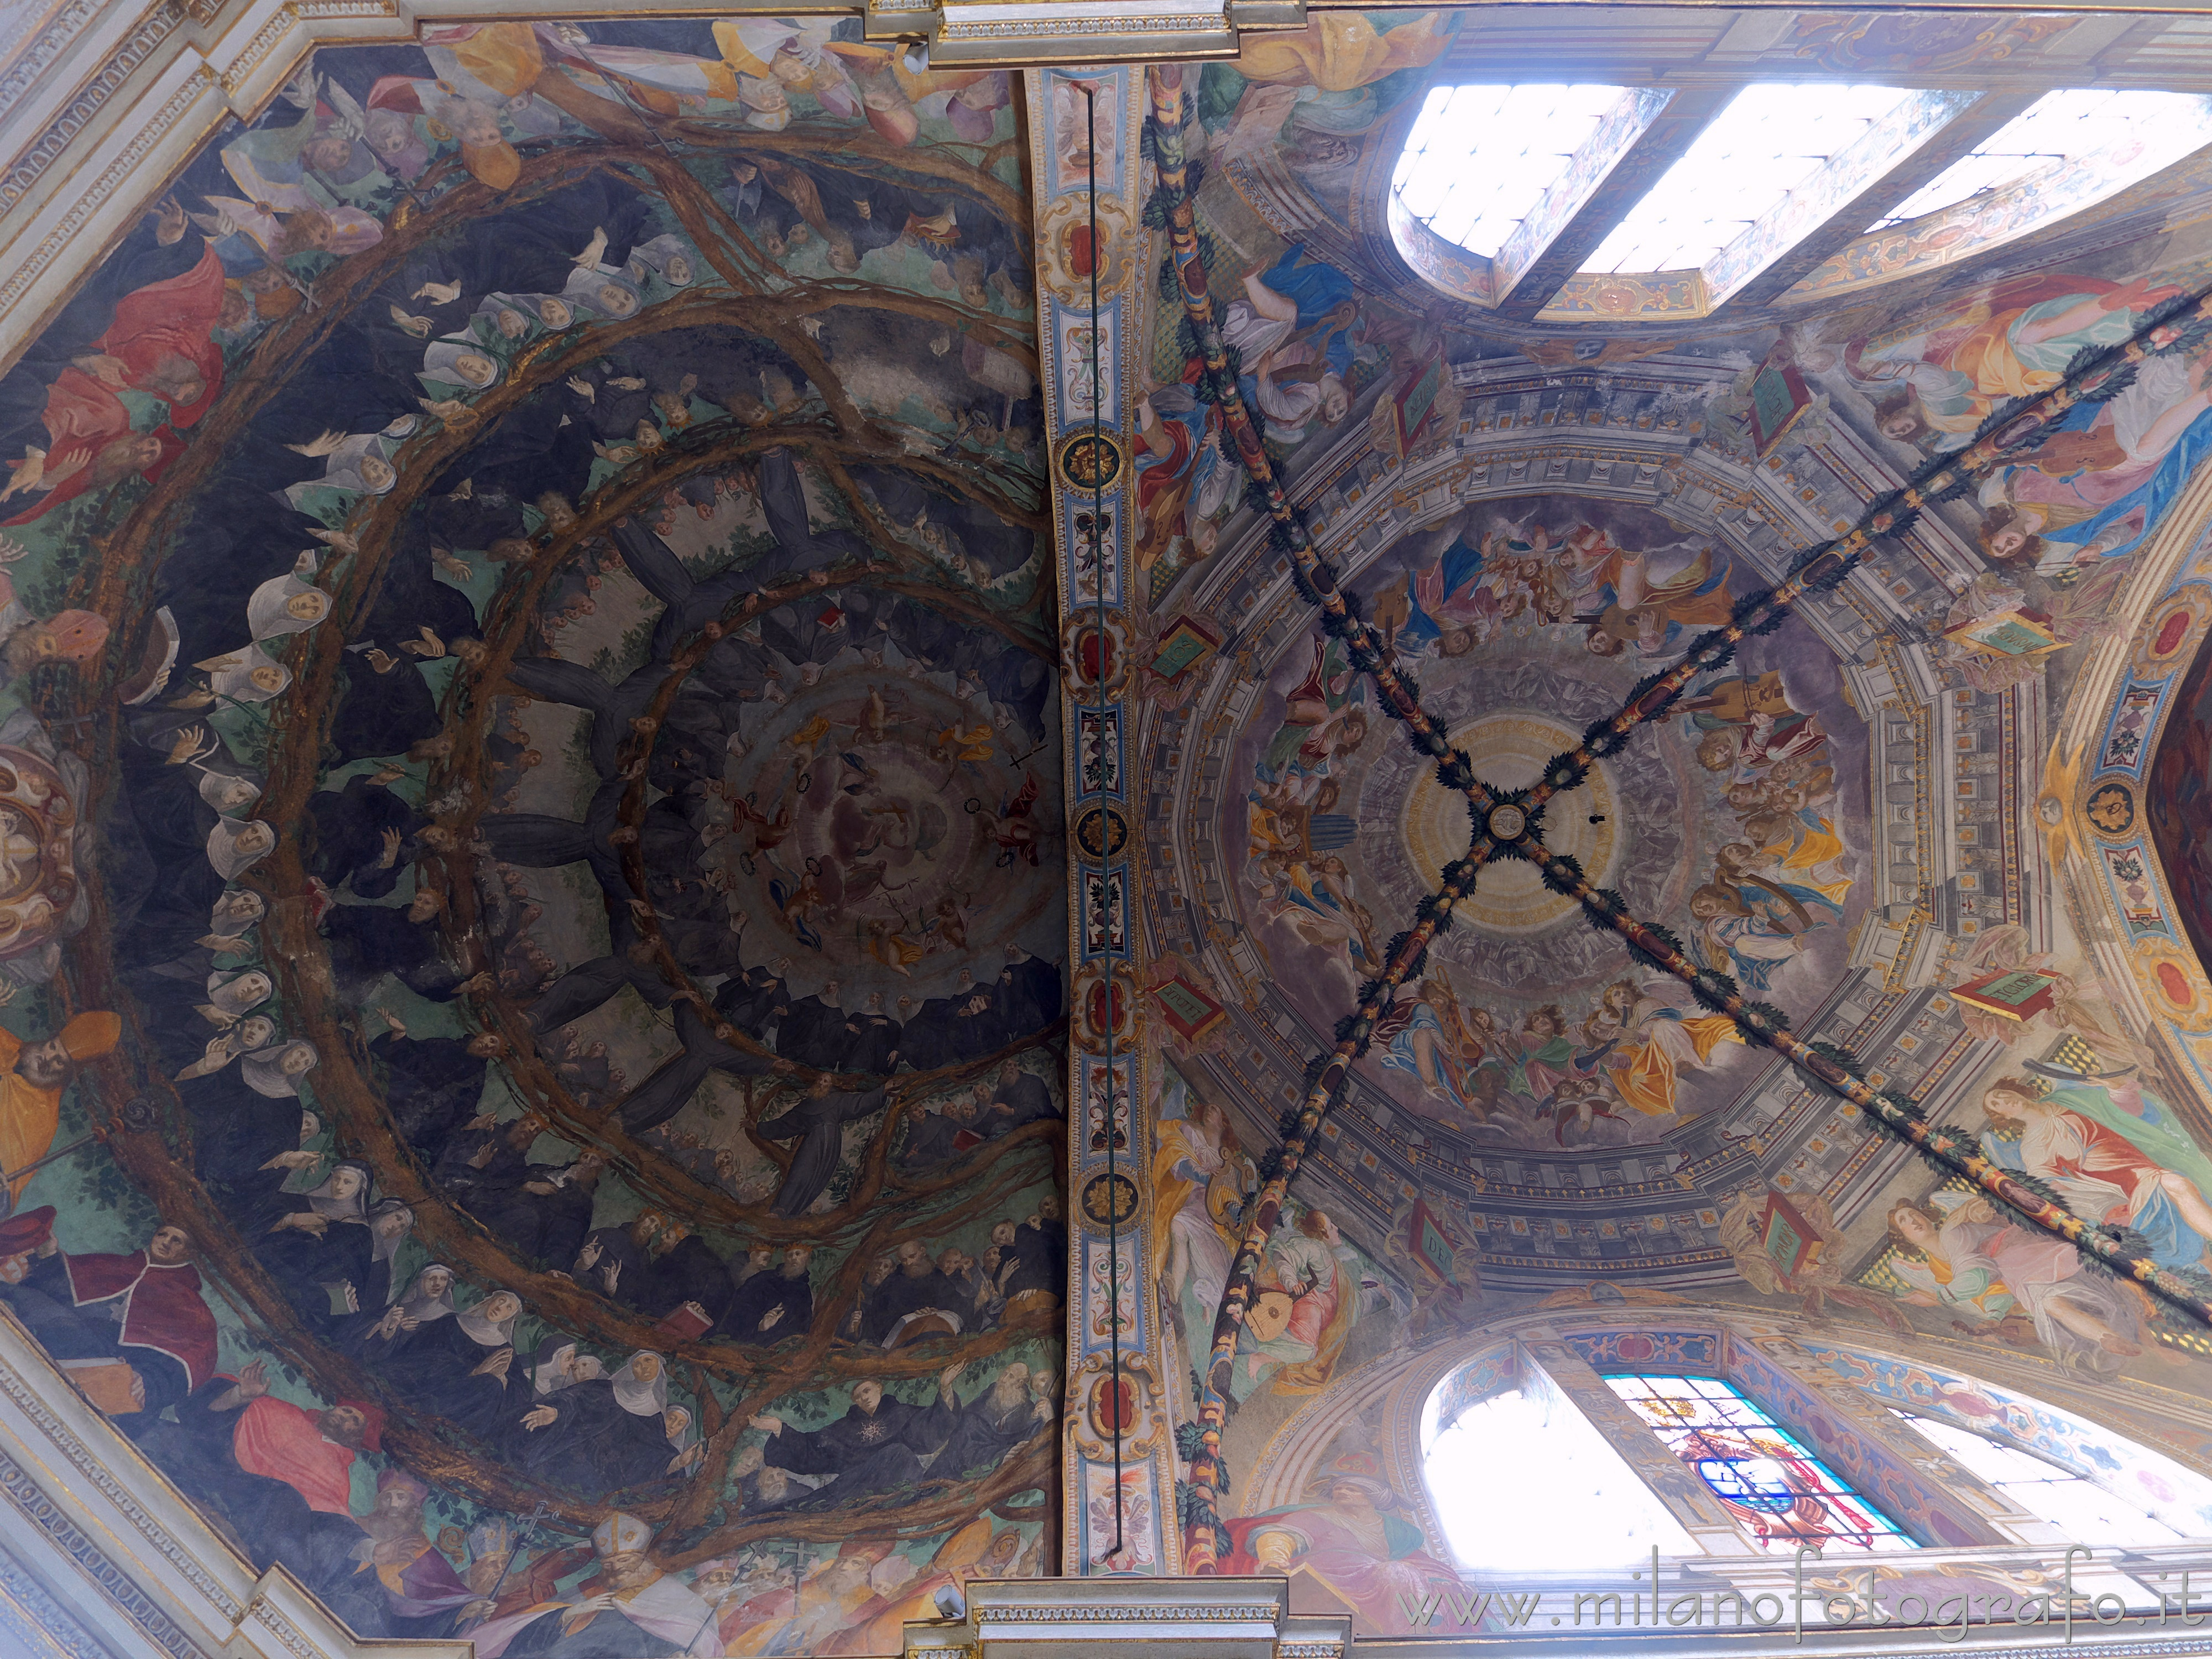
[1140,62,2212,1569]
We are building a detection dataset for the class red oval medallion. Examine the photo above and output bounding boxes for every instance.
[1076,629,1117,682]
[2158,961,2194,1009]
[1092,1374,1137,1436]
[2156,608,2194,657]
[1087,978,1127,1034]
[1065,223,1097,279]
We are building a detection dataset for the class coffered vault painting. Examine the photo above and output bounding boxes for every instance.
[0,18,1066,1653]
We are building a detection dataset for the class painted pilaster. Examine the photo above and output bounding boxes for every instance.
[1024,62,1174,1577]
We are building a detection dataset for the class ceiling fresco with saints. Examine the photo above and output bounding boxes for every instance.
[0,16,1067,1654]
[22,2,2212,1648]
[1088,7,2212,1619]
[1234,494,1870,1151]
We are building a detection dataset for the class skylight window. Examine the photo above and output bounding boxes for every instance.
[1425,1386,1698,1569]
[1894,1412,2182,1546]
[1391,83,1626,258]
[1874,89,2212,227]
[1583,83,1913,273]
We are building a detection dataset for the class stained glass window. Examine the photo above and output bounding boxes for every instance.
[1607,1375,1917,1553]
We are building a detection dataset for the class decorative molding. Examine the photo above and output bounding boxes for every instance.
[979,1603,1287,1622]
[0,1349,241,1623]
[217,5,299,93]
[0,0,107,115]
[0,2,185,216]
[940,12,1225,39]
[0,1551,117,1659]
[0,1448,218,1659]
[0,64,218,319]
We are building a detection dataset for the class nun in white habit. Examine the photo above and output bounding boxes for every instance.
[247,552,332,643]
[504,1340,606,1457]
[531,1340,603,1396]
[350,1260,456,1359]
[196,765,263,817]
[626,234,697,289]
[418,338,505,398]
[199,968,274,1027]
[196,644,291,705]
[206,817,275,879]
[505,292,574,331]
[263,1158,378,1316]
[397,1286,524,1436]
[561,262,641,320]
[243,1039,320,1098]
[353,1199,415,1311]
[173,1013,276,1081]
[515,1347,675,1490]
[280,430,404,514]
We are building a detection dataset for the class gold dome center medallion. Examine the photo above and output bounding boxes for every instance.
[1401,712,1619,936]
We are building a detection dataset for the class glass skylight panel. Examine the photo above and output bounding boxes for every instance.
[1895,1412,2185,1548]
[1583,83,1914,273]
[1425,1386,1698,1569]
[1392,83,1626,258]
[1875,90,2212,227]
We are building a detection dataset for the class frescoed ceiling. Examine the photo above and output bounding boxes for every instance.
[1075,11,2212,1592]
[16,3,2212,1648]
[1120,12,2212,1296]
[0,18,1067,1654]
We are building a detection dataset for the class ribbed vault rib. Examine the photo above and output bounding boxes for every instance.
[1495,82,1738,324]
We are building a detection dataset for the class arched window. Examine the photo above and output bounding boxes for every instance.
[1418,1353,1916,1568]
[1893,1411,2181,1546]
[1424,1383,1697,1570]
[1891,1405,2212,1544]
[1607,1375,1916,1553]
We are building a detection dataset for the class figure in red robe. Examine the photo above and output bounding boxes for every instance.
[225,1374,383,1515]
[77,242,228,429]
[60,1222,219,1396]
[2,244,225,523]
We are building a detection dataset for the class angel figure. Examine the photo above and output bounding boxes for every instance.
[1584,979,1743,1120]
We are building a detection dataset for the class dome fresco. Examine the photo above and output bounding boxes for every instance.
[0,19,1066,1651]
[1229,493,1871,1150]
[11,5,2212,1651]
